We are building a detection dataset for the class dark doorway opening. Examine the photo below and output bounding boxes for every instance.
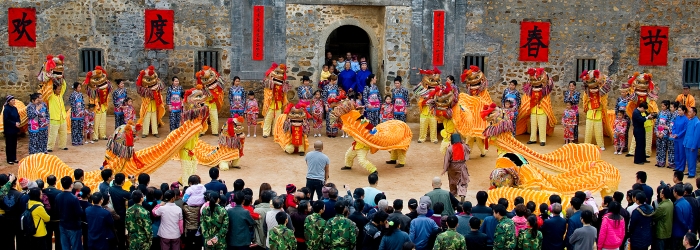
[325,25,371,69]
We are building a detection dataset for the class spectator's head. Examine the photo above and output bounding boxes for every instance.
[574,191,586,202]
[187,175,201,186]
[446,215,458,229]
[613,191,624,203]
[114,173,125,186]
[548,194,561,205]
[298,199,311,214]
[164,190,175,202]
[408,198,418,211]
[431,177,442,188]
[638,101,649,111]
[462,201,472,214]
[29,187,41,201]
[608,201,621,215]
[328,187,339,200]
[636,171,647,184]
[469,217,481,230]
[80,186,91,200]
[91,192,103,205]
[674,171,685,183]
[539,203,548,215]
[313,141,323,151]
[209,167,219,180]
[60,176,73,190]
[378,199,389,212]
[234,179,245,191]
[403,242,416,250]
[208,192,220,209]
[272,196,284,209]
[300,187,311,199]
[393,199,404,212]
[261,190,274,203]
[417,196,432,215]
[35,179,44,189]
[570,197,583,210]
[368,173,379,186]
[231,191,243,204]
[580,210,594,225]
[433,202,445,215]
[353,188,365,200]
[258,183,271,201]
[527,215,539,236]
[684,183,694,195]
[674,183,685,198]
[335,200,348,216]
[514,196,524,206]
[493,204,508,219]
[374,193,386,205]
[550,203,562,215]
[313,200,325,213]
[47,175,57,186]
[354,198,365,212]
[514,204,527,217]
[132,190,144,203]
[74,169,84,181]
[275,212,288,225]
[684,232,699,249]
[526,201,536,215]
[372,210,389,225]
[476,191,488,205]
[603,196,613,207]
[660,185,673,200]
[137,173,150,186]
[100,169,113,182]
[497,198,509,208]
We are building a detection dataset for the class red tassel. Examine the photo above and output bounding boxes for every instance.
[133,153,145,170]
[470,65,480,72]
[593,70,600,79]
[460,69,470,83]
[527,68,536,76]
[579,70,588,80]
[57,54,64,61]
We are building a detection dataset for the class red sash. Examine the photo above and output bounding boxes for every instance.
[291,126,303,146]
[638,95,647,105]
[589,91,600,109]
[98,88,109,107]
[452,143,465,161]
[530,91,543,108]
[152,90,163,106]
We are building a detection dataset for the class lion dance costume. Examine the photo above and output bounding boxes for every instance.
[430,82,459,154]
[136,66,165,137]
[412,67,441,143]
[179,85,210,182]
[106,121,144,172]
[196,66,225,135]
[626,72,658,157]
[517,68,556,145]
[274,103,311,156]
[262,63,289,138]
[461,65,492,156]
[84,66,112,140]
[177,114,245,171]
[334,100,412,174]
[39,55,69,151]
[580,70,613,149]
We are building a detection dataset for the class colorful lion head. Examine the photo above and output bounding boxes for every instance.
[285,102,310,127]
[419,67,442,91]
[83,66,109,89]
[579,69,607,93]
[431,82,456,112]
[488,153,527,189]
[461,65,485,90]
[43,54,65,79]
[227,115,245,136]
[196,66,221,90]
[627,72,654,97]
[136,66,160,89]
[526,68,548,87]
[265,63,287,86]
[184,85,206,110]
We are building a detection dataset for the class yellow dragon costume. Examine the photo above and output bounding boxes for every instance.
[517,68,556,145]
[461,65,491,156]
[196,66,225,135]
[274,102,311,156]
[626,72,658,157]
[334,99,413,174]
[83,66,112,140]
[262,63,289,138]
[412,67,441,143]
[180,115,245,171]
[580,70,613,149]
[136,66,166,137]
[17,88,210,191]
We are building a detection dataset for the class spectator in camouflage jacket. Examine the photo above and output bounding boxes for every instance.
[126,190,152,250]
[323,201,358,250]
[201,193,229,250]
[492,204,516,250]
[434,215,467,250]
[270,212,297,250]
[305,200,327,249]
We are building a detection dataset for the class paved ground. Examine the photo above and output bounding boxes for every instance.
[0,116,684,208]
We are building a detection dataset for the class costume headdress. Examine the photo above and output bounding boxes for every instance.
[526,68,547,86]
[461,65,484,84]
[136,66,159,88]
[628,72,654,92]
[84,66,108,87]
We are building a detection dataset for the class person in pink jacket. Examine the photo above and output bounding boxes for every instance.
[513,204,529,236]
[598,201,626,250]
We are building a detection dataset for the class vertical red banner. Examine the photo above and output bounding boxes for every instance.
[252,5,265,61]
[639,26,669,66]
[8,8,36,47]
[144,9,174,50]
[519,22,550,62]
[432,10,445,66]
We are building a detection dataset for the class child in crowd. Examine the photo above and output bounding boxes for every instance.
[380,95,394,123]
[311,90,325,137]
[613,111,628,155]
[121,97,136,126]
[562,101,577,144]
[583,191,599,214]
[512,204,528,236]
[329,64,338,75]
[183,175,206,207]
[503,99,517,136]
[84,104,96,144]
[656,100,674,168]
[244,91,259,137]
[320,65,331,82]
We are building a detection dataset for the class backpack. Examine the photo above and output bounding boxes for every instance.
[21,204,41,237]
[1,193,17,210]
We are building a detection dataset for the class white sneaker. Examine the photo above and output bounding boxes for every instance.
[247,134,250,137]
[254,134,257,138]
[600,147,606,151]
[90,141,94,144]
[84,142,88,145]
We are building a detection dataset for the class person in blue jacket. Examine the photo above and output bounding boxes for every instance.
[86,192,116,250]
[355,62,372,94]
[338,63,357,93]
[672,105,689,172]
[683,107,700,177]
[672,183,694,250]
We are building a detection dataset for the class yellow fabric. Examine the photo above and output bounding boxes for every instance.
[586,108,604,121]
[420,104,431,116]
[181,160,197,185]
[529,113,547,143]
[344,146,376,173]
[516,94,556,136]
[263,108,282,137]
[584,119,605,148]
[467,137,486,155]
[531,106,545,115]
[47,121,67,150]
[320,71,331,81]
[148,100,157,112]
[142,111,159,136]
[207,103,219,135]
[48,82,66,123]
[676,94,695,108]
[389,150,406,164]
[487,187,572,211]
[273,114,310,153]
[137,97,165,129]
[338,110,412,152]
[93,111,107,139]
[582,92,614,137]
[122,180,133,192]
[179,139,240,168]
[284,143,306,154]
[180,136,198,161]
[629,129,653,156]
[28,200,50,237]
[419,114,437,142]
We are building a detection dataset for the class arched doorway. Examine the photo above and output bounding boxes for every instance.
[324,25,372,69]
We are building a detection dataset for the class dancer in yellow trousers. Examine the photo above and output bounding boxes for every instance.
[262,63,289,138]
[136,66,165,138]
[585,119,604,148]
[581,69,612,150]
[196,66,225,136]
[467,137,486,157]
[523,68,555,146]
[180,138,198,185]
[419,108,438,143]
[342,140,377,174]
[414,67,441,143]
[529,111,548,145]
[47,80,68,151]
[83,66,112,141]
[386,150,406,168]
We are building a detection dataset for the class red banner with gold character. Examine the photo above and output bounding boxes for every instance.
[432,10,445,66]
[8,8,36,47]
[639,26,668,66]
[519,22,550,62]
[291,126,303,146]
[144,9,174,50]
[252,5,265,61]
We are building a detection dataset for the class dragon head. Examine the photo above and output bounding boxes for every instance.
[228,115,245,136]
[419,67,442,91]
[285,102,310,127]
[461,65,485,90]
[579,70,606,93]
[526,68,548,88]
[480,103,502,124]
[184,85,206,110]
[628,72,654,97]
[489,153,527,189]
[137,66,160,90]
[84,66,109,90]
[196,66,221,91]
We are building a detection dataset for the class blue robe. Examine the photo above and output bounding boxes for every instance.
[339,70,358,92]
[355,69,372,94]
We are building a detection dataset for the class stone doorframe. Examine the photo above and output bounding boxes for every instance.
[316,19,382,82]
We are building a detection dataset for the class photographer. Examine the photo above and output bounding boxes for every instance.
[633,102,653,165]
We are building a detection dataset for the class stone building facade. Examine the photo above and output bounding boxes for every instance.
[1,0,699,121]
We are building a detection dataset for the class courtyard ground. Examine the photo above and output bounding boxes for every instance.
[0,116,682,206]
